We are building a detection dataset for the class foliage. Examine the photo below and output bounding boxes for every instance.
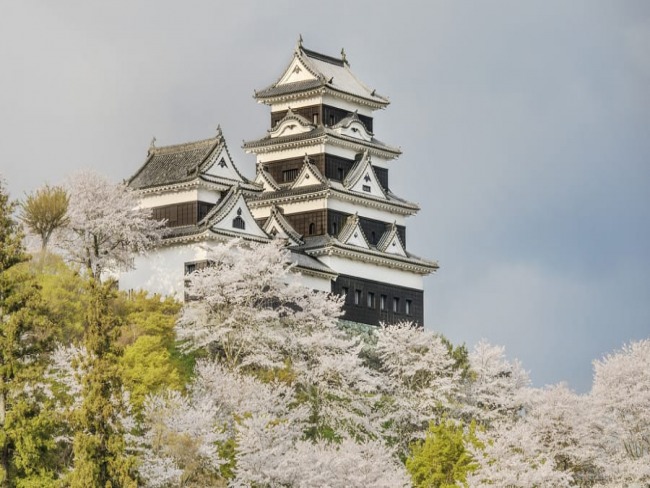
[60,170,165,280]
[0,181,59,486]
[589,339,650,485]
[66,279,137,488]
[406,418,480,488]
[19,184,69,254]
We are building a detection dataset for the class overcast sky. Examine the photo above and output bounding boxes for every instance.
[2,1,648,392]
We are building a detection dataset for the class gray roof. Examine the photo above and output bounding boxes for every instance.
[129,137,219,190]
[255,45,389,107]
[243,125,401,156]
[128,133,254,191]
[288,251,336,276]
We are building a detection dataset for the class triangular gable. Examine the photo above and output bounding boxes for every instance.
[377,223,407,257]
[337,213,370,249]
[291,157,327,189]
[332,113,373,142]
[277,53,320,85]
[262,206,303,246]
[254,168,280,193]
[202,142,246,183]
[209,189,268,239]
[343,152,388,200]
[269,108,315,139]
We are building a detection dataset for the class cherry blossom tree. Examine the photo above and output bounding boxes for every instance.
[462,340,529,426]
[522,383,599,484]
[589,339,650,486]
[177,239,379,440]
[374,322,460,454]
[60,170,164,281]
[467,420,573,488]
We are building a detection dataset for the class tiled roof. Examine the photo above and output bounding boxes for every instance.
[299,236,439,274]
[129,137,219,190]
[243,126,400,156]
[254,45,389,107]
[288,251,336,276]
[264,206,304,245]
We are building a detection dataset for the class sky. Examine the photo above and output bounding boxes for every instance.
[1,1,648,392]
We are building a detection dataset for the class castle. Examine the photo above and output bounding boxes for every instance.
[119,39,438,326]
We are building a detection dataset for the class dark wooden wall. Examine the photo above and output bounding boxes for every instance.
[152,201,214,227]
[332,274,424,326]
[271,104,373,132]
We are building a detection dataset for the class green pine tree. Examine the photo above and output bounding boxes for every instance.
[0,180,58,486]
[406,418,481,488]
[68,279,137,488]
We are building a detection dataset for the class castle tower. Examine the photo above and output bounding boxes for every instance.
[244,39,438,325]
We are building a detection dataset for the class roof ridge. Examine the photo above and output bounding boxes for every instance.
[149,136,219,155]
[300,46,345,67]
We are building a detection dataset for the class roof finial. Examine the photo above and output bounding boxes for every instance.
[303,153,310,164]
[297,34,303,50]
[148,136,156,155]
[216,124,222,138]
[341,47,348,65]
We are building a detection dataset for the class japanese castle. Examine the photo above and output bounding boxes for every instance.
[120,39,438,326]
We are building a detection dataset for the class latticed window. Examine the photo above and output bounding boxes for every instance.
[283,168,299,182]
[232,208,245,230]
[233,216,245,229]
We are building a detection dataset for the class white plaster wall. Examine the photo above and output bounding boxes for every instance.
[317,254,424,290]
[271,96,323,113]
[294,272,332,292]
[119,244,212,299]
[139,188,221,208]
[119,242,333,299]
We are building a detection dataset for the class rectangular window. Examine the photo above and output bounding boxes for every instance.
[406,299,412,316]
[393,297,400,313]
[337,168,345,180]
[283,168,300,182]
[367,292,375,308]
[354,289,361,306]
[380,295,387,311]
[341,287,348,301]
[184,263,196,275]
[313,113,318,124]
[362,185,371,192]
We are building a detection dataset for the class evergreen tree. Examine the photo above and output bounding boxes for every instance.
[68,278,137,488]
[0,180,58,486]
[406,419,479,488]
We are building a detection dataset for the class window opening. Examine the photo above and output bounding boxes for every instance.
[367,292,375,308]
[380,295,387,311]
[393,297,400,313]
[331,221,338,235]
[406,299,412,316]
[354,290,361,306]
[233,208,245,230]
[283,168,299,182]
[362,185,371,192]
[309,222,315,235]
